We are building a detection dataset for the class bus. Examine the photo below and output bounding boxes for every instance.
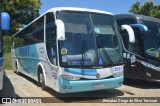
[115,14,160,81]
[0,12,10,90]
[11,7,134,93]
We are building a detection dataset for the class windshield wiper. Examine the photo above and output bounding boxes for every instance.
[96,37,113,65]
[100,48,113,65]
[80,34,88,65]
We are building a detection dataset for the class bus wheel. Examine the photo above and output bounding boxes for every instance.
[15,62,19,75]
[38,72,46,90]
[41,73,46,90]
[37,72,41,87]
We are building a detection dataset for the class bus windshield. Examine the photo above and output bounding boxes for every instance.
[141,20,160,58]
[57,11,123,68]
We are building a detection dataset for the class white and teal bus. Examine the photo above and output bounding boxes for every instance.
[0,12,10,90]
[11,7,134,93]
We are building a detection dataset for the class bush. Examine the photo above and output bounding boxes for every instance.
[3,36,12,53]
[3,35,24,53]
[3,36,13,69]
[4,52,13,70]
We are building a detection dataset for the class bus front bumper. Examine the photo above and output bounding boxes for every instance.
[58,76,123,93]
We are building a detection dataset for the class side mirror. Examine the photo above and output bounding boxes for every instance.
[121,25,135,43]
[130,24,148,32]
[130,24,148,38]
[1,12,10,30]
[55,19,65,40]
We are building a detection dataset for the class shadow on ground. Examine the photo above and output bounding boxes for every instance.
[45,88,124,103]
[0,71,20,103]
[124,78,160,89]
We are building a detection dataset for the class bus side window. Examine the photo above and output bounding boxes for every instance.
[120,30,129,50]
[45,13,57,65]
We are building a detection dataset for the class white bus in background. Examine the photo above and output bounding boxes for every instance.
[0,12,10,90]
[11,7,134,93]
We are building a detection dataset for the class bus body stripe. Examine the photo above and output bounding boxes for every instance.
[64,68,97,76]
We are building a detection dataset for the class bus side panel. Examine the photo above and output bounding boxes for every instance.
[14,43,45,80]
[36,43,59,92]
[15,45,38,76]
[140,59,160,81]
[39,60,59,92]
[13,43,59,92]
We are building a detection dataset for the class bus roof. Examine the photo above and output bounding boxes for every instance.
[115,14,160,23]
[13,7,113,37]
[45,7,113,15]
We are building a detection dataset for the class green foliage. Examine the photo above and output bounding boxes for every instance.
[0,0,42,70]
[4,52,13,70]
[3,36,24,53]
[3,36,12,53]
[129,1,160,18]
[0,0,42,34]
[13,37,24,49]
[3,35,23,70]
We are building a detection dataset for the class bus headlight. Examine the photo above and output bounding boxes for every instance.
[60,75,81,80]
[113,72,123,77]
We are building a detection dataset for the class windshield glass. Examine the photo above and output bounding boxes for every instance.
[141,20,160,58]
[57,11,123,68]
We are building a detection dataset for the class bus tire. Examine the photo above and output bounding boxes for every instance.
[41,73,46,90]
[37,68,46,90]
[37,72,41,87]
[15,62,20,75]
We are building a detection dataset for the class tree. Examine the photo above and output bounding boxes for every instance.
[0,0,42,34]
[129,1,160,18]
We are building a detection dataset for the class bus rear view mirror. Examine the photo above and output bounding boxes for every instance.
[121,25,135,43]
[1,12,10,30]
[130,24,148,38]
[55,19,65,40]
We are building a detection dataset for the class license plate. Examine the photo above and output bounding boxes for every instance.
[93,83,104,88]
[112,66,123,73]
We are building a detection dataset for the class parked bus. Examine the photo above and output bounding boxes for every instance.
[0,12,10,90]
[11,7,134,93]
[115,14,160,81]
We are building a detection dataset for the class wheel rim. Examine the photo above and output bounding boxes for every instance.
[39,73,42,84]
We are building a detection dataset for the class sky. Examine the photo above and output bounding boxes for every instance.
[39,0,160,15]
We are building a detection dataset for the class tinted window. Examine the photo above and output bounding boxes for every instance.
[14,16,44,48]
[141,20,160,58]
[116,18,136,26]
[45,13,57,65]
[26,16,44,45]
[57,11,123,67]
[128,28,141,54]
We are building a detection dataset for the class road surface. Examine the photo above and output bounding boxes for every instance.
[0,70,160,105]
